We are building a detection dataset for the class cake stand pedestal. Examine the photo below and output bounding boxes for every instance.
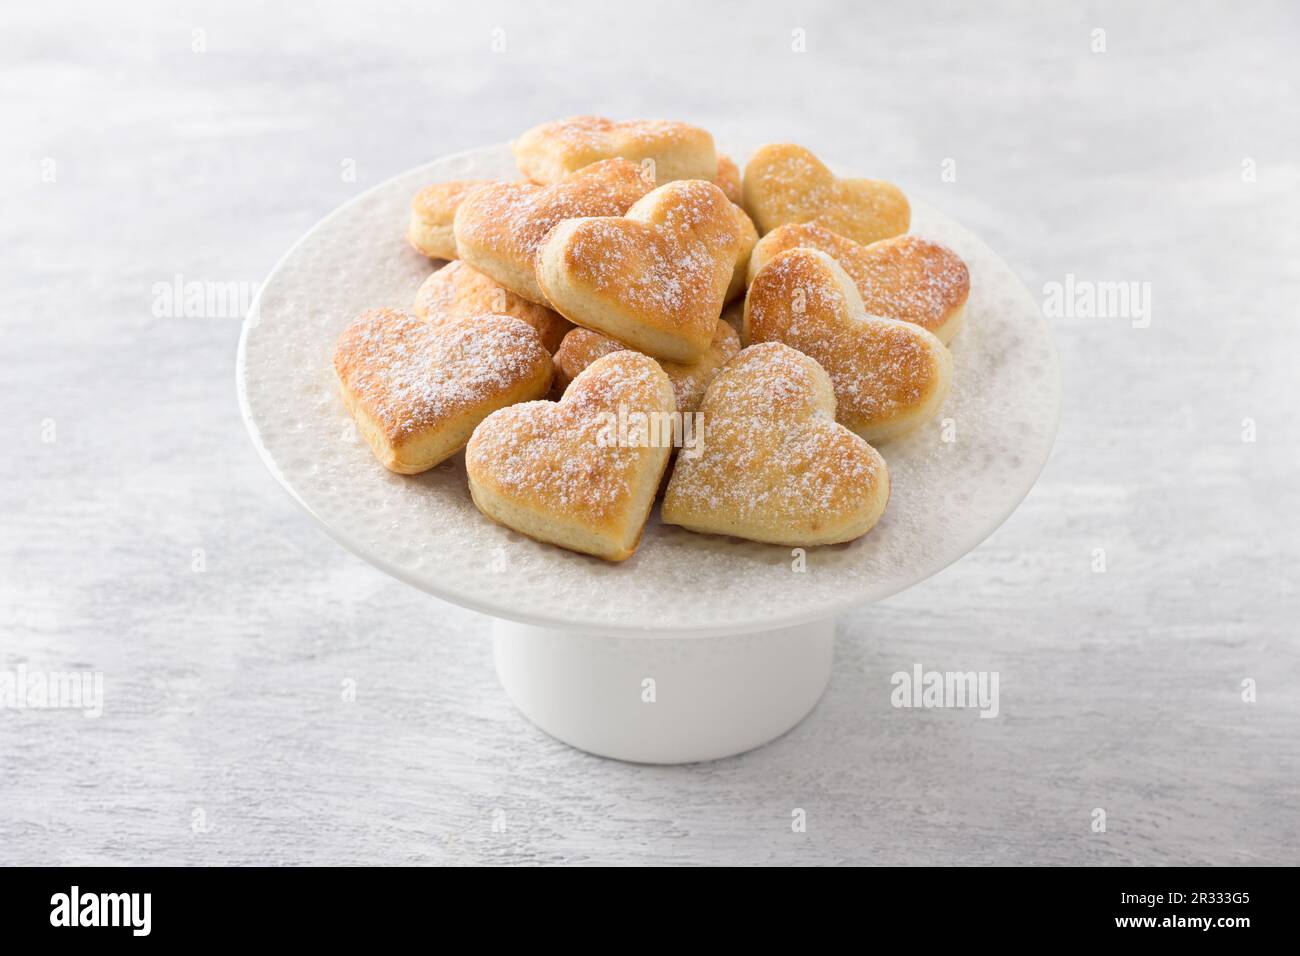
[493,619,835,763]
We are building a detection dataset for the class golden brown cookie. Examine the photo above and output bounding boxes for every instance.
[406,180,495,260]
[412,261,573,353]
[454,158,655,305]
[514,115,716,186]
[553,319,740,413]
[334,309,553,474]
[466,351,676,561]
[535,180,744,362]
[744,248,951,442]
[662,342,890,546]
[748,225,970,344]
[742,143,909,245]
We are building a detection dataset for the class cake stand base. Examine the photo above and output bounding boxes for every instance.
[492,617,835,764]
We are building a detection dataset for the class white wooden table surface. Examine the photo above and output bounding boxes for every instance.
[2,0,1296,865]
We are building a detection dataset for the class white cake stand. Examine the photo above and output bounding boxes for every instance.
[236,144,1059,764]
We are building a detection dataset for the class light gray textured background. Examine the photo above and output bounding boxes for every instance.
[2,0,1297,865]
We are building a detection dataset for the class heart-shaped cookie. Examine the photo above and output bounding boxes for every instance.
[413,260,573,353]
[454,158,655,306]
[742,143,909,246]
[514,115,717,186]
[466,351,676,561]
[747,224,970,344]
[334,308,553,474]
[662,342,889,546]
[407,179,495,260]
[744,248,952,442]
[535,180,745,363]
[554,319,740,413]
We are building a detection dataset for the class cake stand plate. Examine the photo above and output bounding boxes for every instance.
[237,144,1059,763]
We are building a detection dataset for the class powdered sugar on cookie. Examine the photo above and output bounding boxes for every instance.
[750,224,970,342]
[662,342,890,545]
[742,143,910,247]
[538,180,744,361]
[412,261,572,353]
[554,321,739,413]
[334,309,551,441]
[513,116,717,187]
[538,116,703,149]
[469,353,670,518]
[562,219,716,321]
[745,248,952,441]
[856,235,969,330]
[460,160,654,258]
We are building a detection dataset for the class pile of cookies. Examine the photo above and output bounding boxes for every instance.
[334,116,970,562]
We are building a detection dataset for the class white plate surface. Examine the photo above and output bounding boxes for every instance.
[237,145,1059,636]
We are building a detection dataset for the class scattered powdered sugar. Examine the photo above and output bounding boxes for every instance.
[754,149,835,220]
[334,309,548,439]
[854,235,969,327]
[411,263,465,318]
[749,146,906,246]
[457,159,654,258]
[411,179,495,220]
[555,321,739,412]
[758,225,969,334]
[532,116,704,151]
[469,353,669,518]
[667,343,883,521]
[561,182,740,324]
[565,221,712,317]
[554,328,627,385]
[749,251,936,422]
[412,261,572,352]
